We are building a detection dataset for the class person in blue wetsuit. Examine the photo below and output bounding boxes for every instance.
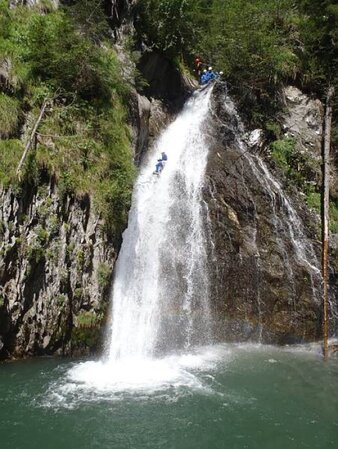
[200,69,208,85]
[207,66,215,81]
[161,152,168,162]
[154,159,163,175]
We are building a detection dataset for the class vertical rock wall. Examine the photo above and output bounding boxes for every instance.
[204,83,324,344]
[0,182,116,358]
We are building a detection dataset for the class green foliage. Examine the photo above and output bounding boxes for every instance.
[136,0,196,57]
[330,199,338,233]
[305,194,338,233]
[0,1,135,234]
[271,138,296,170]
[72,308,105,349]
[36,226,49,245]
[306,192,321,213]
[56,294,67,306]
[47,213,60,236]
[67,0,110,43]
[265,121,282,140]
[73,287,83,300]
[66,242,75,258]
[0,93,20,136]
[137,0,337,127]
[75,311,98,328]
[76,250,85,270]
[97,263,111,290]
[26,243,45,265]
[297,1,338,145]
[0,139,23,187]
[137,0,302,122]
[270,138,322,194]
[25,12,122,101]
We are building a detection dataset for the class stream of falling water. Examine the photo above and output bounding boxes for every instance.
[57,87,215,393]
[108,86,213,361]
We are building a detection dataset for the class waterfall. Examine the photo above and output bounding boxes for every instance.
[58,84,329,398]
[107,87,213,362]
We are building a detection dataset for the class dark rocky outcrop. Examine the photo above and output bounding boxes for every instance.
[0,182,116,358]
[204,82,324,344]
[137,51,196,111]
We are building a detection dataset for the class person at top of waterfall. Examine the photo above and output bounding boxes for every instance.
[213,70,224,79]
[207,66,216,81]
[194,57,203,75]
[154,159,164,175]
[200,69,209,85]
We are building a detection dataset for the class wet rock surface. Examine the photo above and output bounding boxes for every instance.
[204,82,323,344]
[0,184,116,359]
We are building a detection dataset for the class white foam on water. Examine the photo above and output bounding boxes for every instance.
[41,341,335,409]
[41,345,234,408]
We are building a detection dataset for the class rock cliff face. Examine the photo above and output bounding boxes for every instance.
[204,83,324,344]
[281,86,324,185]
[0,182,116,358]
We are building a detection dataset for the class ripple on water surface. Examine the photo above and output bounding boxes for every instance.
[2,343,338,449]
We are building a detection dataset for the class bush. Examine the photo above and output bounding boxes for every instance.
[26,243,45,265]
[306,192,321,213]
[0,93,20,137]
[75,311,98,328]
[0,139,23,187]
[270,138,296,172]
[97,263,111,290]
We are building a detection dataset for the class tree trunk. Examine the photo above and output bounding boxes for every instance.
[16,98,49,178]
[322,86,334,360]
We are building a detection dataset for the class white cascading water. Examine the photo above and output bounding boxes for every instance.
[107,86,213,362]
[54,87,216,396]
